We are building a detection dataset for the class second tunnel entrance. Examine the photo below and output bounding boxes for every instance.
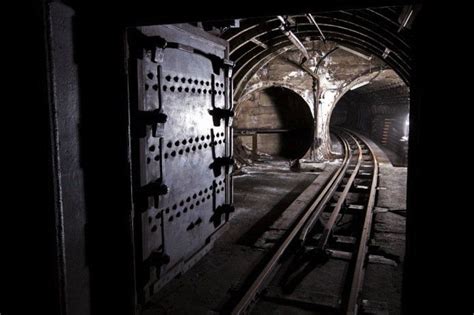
[234,86,314,161]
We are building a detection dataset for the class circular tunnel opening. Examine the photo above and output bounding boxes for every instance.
[330,70,410,166]
[234,86,314,160]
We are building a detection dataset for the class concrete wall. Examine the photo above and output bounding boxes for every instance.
[47,3,90,314]
[44,2,136,314]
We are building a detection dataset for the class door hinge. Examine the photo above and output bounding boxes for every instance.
[140,179,169,209]
[147,250,170,270]
[209,156,234,177]
[208,107,234,127]
[129,29,168,63]
[136,109,168,137]
[210,201,235,227]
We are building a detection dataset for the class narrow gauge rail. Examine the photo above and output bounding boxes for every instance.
[229,129,379,315]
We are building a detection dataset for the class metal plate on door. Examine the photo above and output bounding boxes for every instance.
[127,24,234,303]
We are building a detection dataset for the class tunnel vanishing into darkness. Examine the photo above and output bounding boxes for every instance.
[234,86,314,161]
[330,69,410,166]
[13,3,456,315]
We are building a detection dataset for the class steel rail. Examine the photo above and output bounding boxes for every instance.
[230,130,379,314]
[299,130,361,243]
[344,132,379,315]
[313,132,363,249]
[230,132,352,315]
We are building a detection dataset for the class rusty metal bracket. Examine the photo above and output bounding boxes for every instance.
[133,136,166,215]
[140,179,169,209]
[208,60,234,127]
[130,30,235,73]
[223,58,235,78]
[135,64,167,138]
[133,29,234,73]
[210,129,234,176]
[208,107,234,127]
[129,29,168,63]
[216,204,235,215]
[136,109,167,138]
[210,204,235,227]
[209,156,234,177]
[147,250,170,269]
[210,179,235,227]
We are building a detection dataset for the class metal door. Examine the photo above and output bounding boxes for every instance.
[127,24,234,304]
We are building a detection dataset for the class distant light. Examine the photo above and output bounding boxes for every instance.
[350,81,370,90]
[338,45,372,61]
[402,114,410,141]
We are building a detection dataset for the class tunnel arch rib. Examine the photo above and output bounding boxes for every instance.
[223,6,413,95]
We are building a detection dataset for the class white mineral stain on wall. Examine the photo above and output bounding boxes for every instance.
[237,42,387,161]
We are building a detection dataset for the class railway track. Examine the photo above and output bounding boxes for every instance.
[227,129,379,315]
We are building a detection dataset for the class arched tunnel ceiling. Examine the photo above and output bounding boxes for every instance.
[221,6,413,91]
[335,69,409,119]
[351,68,407,95]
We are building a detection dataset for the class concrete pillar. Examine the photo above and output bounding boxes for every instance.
[314,88,340,160]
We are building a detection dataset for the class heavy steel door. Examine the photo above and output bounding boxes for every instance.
[127,24,234,304]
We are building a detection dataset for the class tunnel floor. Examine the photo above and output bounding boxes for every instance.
[142,138,407,315]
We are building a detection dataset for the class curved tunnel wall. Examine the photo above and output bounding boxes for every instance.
[220,5,415,163]
[331,82,409,165]
[234,86,314,160]
[223,7,414,97]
